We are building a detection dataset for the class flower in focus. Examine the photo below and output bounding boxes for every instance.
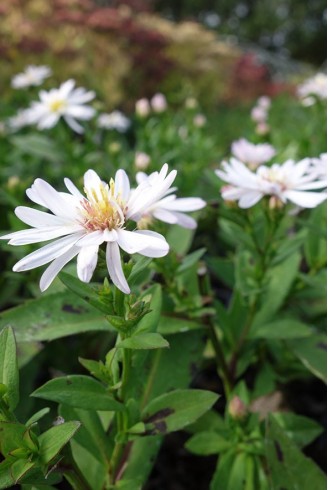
[27,79,95,133]
[150,93,167,113]
[1,169,171,294]
[135,98,150,117]
[11,65,52,89]
[231,138,276,169]
[297,73,327,106]
[216,157,327,209]
[193,114,207,127]
[134,152,151,170]
[97,111,130,132]
[135,165,206,229]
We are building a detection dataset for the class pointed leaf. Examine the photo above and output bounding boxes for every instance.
[0,327,19,410]
[249,319,312,340]
[272,413,323,448]
[31,375,124,411]
[117,333,169,350]
[185,431,231,455]
[38,421,81,465]
[286,334,327,382]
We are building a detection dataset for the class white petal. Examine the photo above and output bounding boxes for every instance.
[106,242,130,294]
[64,105,95,120]
[3,225,83,245]
[152,208,178,224]
[284,190,327,208]
[115,169,130,202]
[76,230,105,247]
[77,245,99,282]
[161,197,206,212]
[59,79,75,97]
[40,246,80,291]
[116,229,168,255]
[26,179,73,217]
[15,206,71,228]
[238,191,263,208]
[64,116,84,134]
[13,233,83,272]
[64,178,84,199]
[132,230,169,257]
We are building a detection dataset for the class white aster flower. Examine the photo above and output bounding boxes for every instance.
[0,169,170,294]
[27,79,95,133]
[216,158,327,209]
[7,109,32,131]
[97,111,130,132]
[309,153,327,181]
[135,165,206,229]
[231,138,276,168]
[297,73,327,106]
[11,65,52,89]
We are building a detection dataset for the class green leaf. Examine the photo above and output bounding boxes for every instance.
[272,413,323,448]
[10,134,63,163]
[0,291,110,342]
[32,375,124,411]
[272,230,307,265]
[135,285,162,334]
[286,334,327,382]
[38,421,80,465]
[141,389,219,435]
[59,405,111,465]
[157,316,203,335]
[185,431,231,455]
[265,415,326,490]
[249,319,312,339]
[0,327,19,410]
[0,421,26,457]
[128,256,152,285]
[0,459,15,489]
[206,256,235,288]
[166,225,194,255]
[26,408,50,427]
[117,333,169,350]
[177,248,206,274]
[10,460,35,484]
[304,205,327,269]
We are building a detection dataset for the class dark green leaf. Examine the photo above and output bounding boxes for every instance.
[38,421,81,465]
[177,248,206,274]
[265,415,326,490]
[32,376,124,411]
[272,413,323,448]
[185,431,231,455]
[249,319,312,340]
[286,334,327,382]
[0,327,19,410]
[59,272,110,315]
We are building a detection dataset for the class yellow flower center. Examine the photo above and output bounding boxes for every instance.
[48,99,67,113]
[81,179,125,231]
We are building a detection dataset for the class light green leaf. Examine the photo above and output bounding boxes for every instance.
[26,408,50,426]
[272,413,323,448]
[249,319,312,340]
[10,134,63,163]
[166,225,195,255]
[177,248,206,274]
[286,334,327,382]
[157,316,203,335]
[0,292,111,342]
[265,415,326,490]
[142,389,219,435]
[38,421,81,465]
[185,431,231,455]
[135,285,162,334]
[0,421,26,457]
[117,333,169,350]
[0,326,19,410]
[32,375,124,411]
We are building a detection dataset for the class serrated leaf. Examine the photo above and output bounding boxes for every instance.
[142,389,219,435]
[0,327,19,410]
[0,292,111,342]
[185,431,231,455]
[266,415,326,490]
[249,319,312,339]
[117,333,169,350]
[286,334,327,382]
[32,375,124,411]
[38,421,81,465]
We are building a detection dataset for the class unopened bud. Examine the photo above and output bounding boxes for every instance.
[134,151,151,170]
[150,93,167,113]
[228,396,247,420]
[193,114,206,127]
[135,98,150,117]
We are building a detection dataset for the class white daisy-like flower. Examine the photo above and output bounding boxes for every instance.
[11,65,52,89]
[297,73,327,106]
[27,79,95,133]
[216,158,327,209]
[135,167,206,229]
[0,168,172,294]
[309,153,327,181]
[7,109,32,131]
[97,111,130,132]
[231,138,276,168]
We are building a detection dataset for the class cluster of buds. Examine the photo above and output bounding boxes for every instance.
[135,93,168,117]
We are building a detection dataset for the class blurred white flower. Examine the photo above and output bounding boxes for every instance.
[250,105,267,123]
[297,73,327,106]
[97,111,130,132]
[134,152,151,170]
[11,65,52,89]
[193,114,207,127]
[27,79,95,133]
[150,93,167,113]
[135,98,150,117]
[309,153,327,181]
[231,139,276,168]
[216,158,327,209]
[135,165,206,229]
[7,109,32,130]
[185,97,198,109]
[257,96,271,110]
[1,169,170,294]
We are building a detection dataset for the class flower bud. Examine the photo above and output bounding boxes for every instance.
[193,114,206,127]
[134,151,151,170]
[150,93,167,113]
[135,98,150,117]
[251,106,267,123]
[228,396,247,420]
[255,122,270,135]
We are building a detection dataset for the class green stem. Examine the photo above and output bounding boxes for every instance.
[62,452,91,490]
